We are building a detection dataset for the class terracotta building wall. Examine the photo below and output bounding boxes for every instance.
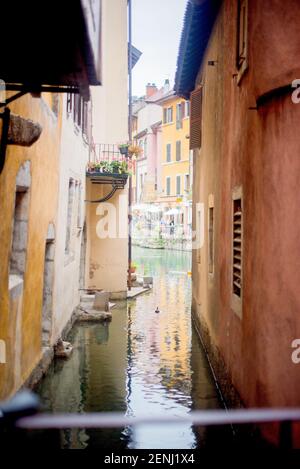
[192,0,300,443]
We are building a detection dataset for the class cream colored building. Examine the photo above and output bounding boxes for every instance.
[85,0,129,298]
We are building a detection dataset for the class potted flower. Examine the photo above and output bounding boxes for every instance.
[111,160,121,174]
[129,262,137,274]
[118,143,129,156]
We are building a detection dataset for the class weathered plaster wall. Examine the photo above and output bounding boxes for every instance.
[0,93,62,399]
[51,96,88,344]
[192,0,300,443]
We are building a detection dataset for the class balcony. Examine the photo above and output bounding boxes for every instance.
[86,143,132,202]
[87,143,133,183]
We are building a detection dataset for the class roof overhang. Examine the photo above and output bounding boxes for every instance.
[152,91,177,106]
[174,0,221,99]
[0,0,102,97]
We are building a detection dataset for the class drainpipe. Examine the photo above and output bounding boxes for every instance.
[128,0,133,290]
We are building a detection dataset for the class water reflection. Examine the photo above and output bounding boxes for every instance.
[36,247,225,449]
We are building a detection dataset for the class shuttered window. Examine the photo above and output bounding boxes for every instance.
[190,87,203,150]
[164,107,173,124]
[166,177,171,196]
[237,0,248,68]
[176,140,181,161]
[176,103,182,129]
[233,198,242,297]
[176,175,181,195]
[208,206,214,274]
[166,143,171,162]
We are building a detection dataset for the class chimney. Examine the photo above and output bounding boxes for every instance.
[146,82,158,98]
[164,79,170,93]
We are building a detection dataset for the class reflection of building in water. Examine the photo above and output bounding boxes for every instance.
[128,269,192,398]
[37,308,128,449]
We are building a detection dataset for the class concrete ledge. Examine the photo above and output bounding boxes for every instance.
[110,291,127,300]
[22,346,54,391]
[78,310,112,322]
[127,286,152,299]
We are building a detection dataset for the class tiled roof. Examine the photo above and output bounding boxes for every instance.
[174,0,221,99]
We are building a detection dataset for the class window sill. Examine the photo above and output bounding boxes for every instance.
[231,293,242,319]
[9,274,23,299]
[236,61,248,86]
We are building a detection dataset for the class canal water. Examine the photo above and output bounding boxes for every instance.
[36,247,230,449]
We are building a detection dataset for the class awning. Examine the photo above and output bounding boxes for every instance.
[165,208,183,216]
[0,0,102,95]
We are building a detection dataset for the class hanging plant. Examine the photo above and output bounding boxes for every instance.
[128,144,143,157]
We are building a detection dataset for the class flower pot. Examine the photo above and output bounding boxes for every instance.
[129,267,136,274]
[119,146,129,156]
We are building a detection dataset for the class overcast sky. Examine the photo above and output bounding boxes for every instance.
[132,0,187,97]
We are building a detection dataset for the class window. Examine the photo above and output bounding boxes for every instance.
[196,204,204,264]
[232,196,242,297]
[176,103,183,129]
[144,137,148,157]
[190,87,203,150]
[77,183,83,229]
[185,100,190,117]
[166,177,171,196]
[166,143,171,162]
[184,174,190,192]
[236,0,248,80]
[176,175,181,196]
[10,162,31,280]
[181,101,186,119]
[65,179,75,255]
[163,106,173,124]
[208,204,214,275]
[232,186,243,318]
[176,141,181,161]
[67,93,89,136]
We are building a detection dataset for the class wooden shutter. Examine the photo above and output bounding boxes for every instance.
[176,140,181,161]
[190,87,203,150]
[233,198,242,297]
[176,176,181,195]
[166,144,171,162]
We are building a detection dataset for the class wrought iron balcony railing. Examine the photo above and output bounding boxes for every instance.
[89,143,128,164]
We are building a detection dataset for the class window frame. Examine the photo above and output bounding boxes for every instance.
[166,143,172,163]
[231,186,243,318]
[236,0,248,83]
[176,140,181,162]
[176,175,181,196]
[166,176,171,196]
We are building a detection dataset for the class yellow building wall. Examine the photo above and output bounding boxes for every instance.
[0,92,62,399]
[160,96,190,203]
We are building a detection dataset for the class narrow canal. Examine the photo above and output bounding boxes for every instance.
[36,247,230,449]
